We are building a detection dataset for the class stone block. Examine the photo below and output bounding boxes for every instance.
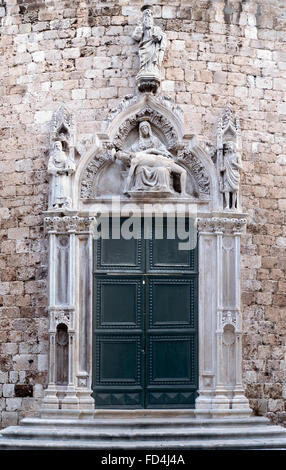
[7,227,29,240]
[256,77,273,89]
[71,89,86,100]
[213,71,227,84]
[0,373,8,384]
[5,398,22,412]
[62,48,80,59]
[15,384,33,398]
[2,412,18,428]
[34,110,53,124]
[2,384,15,398]
[32,51,45,63]
[162,6,177,19]
[38,354,48,372]
[245,26,257,39]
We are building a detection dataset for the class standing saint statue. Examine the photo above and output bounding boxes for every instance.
[116,121,187,197]
[220,141,243,210]
[48,140,75,209]
[132,8,166,93]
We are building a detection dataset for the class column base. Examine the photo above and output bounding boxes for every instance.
[231,389,252,413]
[61,386,79,410]
[41,385,59,410]
[212,389,231,409]
[195,391,213,410]
[77,389,95,410]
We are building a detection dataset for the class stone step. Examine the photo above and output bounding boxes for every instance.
[1,436,286,450]
[2,426,286,443]
[1,415,286,450]
[20,415,270,429]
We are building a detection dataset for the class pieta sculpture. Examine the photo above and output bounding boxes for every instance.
[115,121,187,197]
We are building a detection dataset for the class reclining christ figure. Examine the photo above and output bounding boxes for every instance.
[115,121,187,196]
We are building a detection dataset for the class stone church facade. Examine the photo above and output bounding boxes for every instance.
[0,0,286,431]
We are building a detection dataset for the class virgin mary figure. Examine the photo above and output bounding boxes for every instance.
[116,121,187,196]
[128,121,173,193]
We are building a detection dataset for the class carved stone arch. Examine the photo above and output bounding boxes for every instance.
[79,147,114,200]
[73,134,103,208]
[177,137,220,210]
[107,94,185,150]
[76,94,220,209]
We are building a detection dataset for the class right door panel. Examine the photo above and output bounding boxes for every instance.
[145,275,198,408]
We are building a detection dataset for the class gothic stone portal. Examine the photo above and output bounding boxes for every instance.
[92,218,198,408]
[42,99,252,418]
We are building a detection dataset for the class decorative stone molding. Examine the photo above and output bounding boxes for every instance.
[42,57,251,417]
[50,105,74,148]
[108,95,139,122]
[49,308,74,333]
[177,146,210,196]
[197,217,247,234]
[48,105,76,211]
[44,216,96,234]
[217,310,241,332]
[155,95,184,124]
[80,149,113,200]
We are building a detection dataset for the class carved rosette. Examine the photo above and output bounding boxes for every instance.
[197,217,246,234]
[44,216,96,234]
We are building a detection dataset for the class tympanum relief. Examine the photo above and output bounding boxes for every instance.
[80,118,207,201]
[115,121,187,197]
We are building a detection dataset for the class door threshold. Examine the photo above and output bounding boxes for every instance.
[93,409,197,419]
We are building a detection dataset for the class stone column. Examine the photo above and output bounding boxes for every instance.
[41,230,59,410]
[231,224,252,412]
[62,221,78,409]
[75,218,96,412]
[195,216,251,418]
[195,219,217,414]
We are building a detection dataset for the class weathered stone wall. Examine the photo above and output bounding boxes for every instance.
[0,0,285,427]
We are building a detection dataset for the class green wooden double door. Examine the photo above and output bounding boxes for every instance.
[92,218,198,408]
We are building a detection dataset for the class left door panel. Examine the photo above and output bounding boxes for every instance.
[92,275,145,408]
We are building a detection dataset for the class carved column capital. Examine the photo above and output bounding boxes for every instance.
[44,216,96,234]
[197,217,247,234]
